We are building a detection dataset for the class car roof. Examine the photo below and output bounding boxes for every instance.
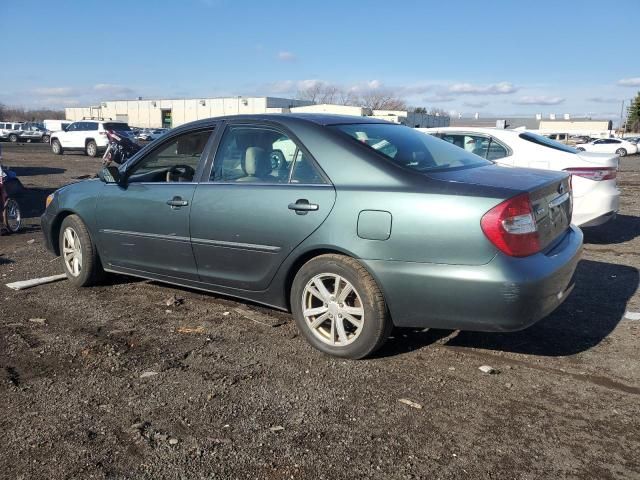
[178,113,394,130]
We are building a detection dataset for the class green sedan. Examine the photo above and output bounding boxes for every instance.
[41,114,582,358]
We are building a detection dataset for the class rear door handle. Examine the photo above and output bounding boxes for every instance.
[167,196,189,208]
[288,199,319,215]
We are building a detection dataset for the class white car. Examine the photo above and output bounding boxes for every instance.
[418,127,620,227]
[50,119,132,157]
[576,138,638,157]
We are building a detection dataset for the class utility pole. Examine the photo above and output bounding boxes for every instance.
[619,100,625,137]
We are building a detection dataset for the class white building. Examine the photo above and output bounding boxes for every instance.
[65,97,314,128]
[65,97,450,129]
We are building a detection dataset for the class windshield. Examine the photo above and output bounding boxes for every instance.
[519,132,577,154]
[104,122,131,131]
[332,123,491,172]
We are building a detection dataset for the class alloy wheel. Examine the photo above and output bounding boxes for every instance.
[62,227,83,276]
[301,273,365,347]
[4,198,21,232]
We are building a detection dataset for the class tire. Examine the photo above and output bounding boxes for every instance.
[8,134,18,143]
[290,254,392,359]
[86,140,98,157]
[615,148,627,157]
[51,139,63,155]
[42,135,50,144]
[576,147,585,152]
[59,215,104,287]
[2,197,21,233]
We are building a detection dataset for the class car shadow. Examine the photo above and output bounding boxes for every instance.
[10,166,66,177]
[0,254,15,265]
[375,259,638,358]
[582,214,640,245]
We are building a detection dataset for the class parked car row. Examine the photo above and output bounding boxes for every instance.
[0,122,51,143]
[575,137,638,157]
[419,127,620,227]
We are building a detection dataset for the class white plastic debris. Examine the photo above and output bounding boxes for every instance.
[6,273,67,291]
[624,311,640,321]
[140,371,159,378]
[398,398,423,409]
[479,365,498,374]
[269,425,285,432]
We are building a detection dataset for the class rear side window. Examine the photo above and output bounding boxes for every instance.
[333,123,491,172]
[211,126,325,184]
[519,132,576,153]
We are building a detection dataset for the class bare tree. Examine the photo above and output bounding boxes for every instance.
[0,105,65,121]
[359,90,407,111]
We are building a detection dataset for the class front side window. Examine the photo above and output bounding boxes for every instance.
[127,129,213,183]
[334,124,491,173]
[211,125,325,184]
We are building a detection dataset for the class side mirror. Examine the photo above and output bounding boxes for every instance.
[99,166,122,184]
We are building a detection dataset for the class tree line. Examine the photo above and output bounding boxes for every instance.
[0,103,66,122]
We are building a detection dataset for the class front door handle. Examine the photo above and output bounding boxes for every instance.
[167,196,189,208]
[288,199,319,215]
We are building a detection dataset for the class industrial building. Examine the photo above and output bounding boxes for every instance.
[65,97,314,128]
[65,96,450,129]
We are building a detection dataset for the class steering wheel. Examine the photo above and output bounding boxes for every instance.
[166,164,195,182]
[269,150,287,171]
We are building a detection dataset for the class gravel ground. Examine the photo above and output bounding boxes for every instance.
[1,143,639,480]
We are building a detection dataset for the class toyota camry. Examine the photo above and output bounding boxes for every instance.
[41,114,582,358]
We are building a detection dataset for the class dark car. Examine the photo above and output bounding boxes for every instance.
[41,114,582,358]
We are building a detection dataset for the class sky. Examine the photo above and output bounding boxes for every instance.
[1,0,639,120]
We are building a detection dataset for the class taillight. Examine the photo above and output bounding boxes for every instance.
[563,167,616,181]
[481,193,540,257]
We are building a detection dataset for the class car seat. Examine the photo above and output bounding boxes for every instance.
[237,146,272,182]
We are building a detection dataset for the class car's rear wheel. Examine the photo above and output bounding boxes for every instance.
[59,215,104,287]
[2,197,21,233]
[576,147,585,151]
[86,140,98,157]
[291,254,391,359]
[51,139,63,155]
[8,134,18,143]
[616,148,627,157]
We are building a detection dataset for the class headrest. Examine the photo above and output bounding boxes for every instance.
[243,147,271,177]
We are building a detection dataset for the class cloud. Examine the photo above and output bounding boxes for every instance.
[513,95,565,105]
[93,84,135,97]
[277,51,297,62]
[588,97,620,103]
[447,81,517,95]
[423,94,455,103]
[617,77,640,87]
[32,87,77,96]
[463,101,489,108]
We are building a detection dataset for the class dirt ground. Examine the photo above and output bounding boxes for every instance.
[1,142,639,480]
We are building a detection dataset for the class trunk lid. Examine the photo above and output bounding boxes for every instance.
[576,151,619,168]
[428,164,572,251]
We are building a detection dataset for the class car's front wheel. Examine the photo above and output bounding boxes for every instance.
[42,135,50,143]
[616,148,627,157]
[291,254,391,359]
[86,140,98,157]
[59,215,104,287]
[8,134,18,143]
[51,139,63,155]
[576,147,586,151]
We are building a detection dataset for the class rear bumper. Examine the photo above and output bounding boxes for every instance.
[572,184,620,227]
[363,225,583,331]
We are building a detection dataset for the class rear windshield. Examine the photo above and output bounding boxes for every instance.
[332,123,491,173]
[104,122,131,131]
[519,132,577,153]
